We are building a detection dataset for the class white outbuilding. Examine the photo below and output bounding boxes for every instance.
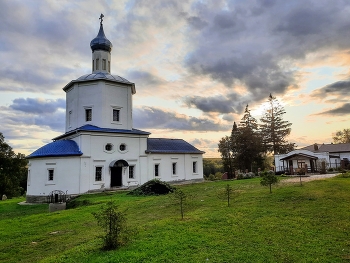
[26,16,204,203]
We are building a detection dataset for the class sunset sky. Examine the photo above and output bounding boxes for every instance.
[1,0,350,157]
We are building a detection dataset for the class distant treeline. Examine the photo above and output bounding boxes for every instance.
[203,158,224,177]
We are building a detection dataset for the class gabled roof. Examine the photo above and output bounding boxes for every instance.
[27,140,83,159]
[301,143,350,153]
[280,153,318,161]
[146,138,205,154]
[53,125,150,140]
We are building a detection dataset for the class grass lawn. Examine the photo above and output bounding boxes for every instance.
[1,176,350,263]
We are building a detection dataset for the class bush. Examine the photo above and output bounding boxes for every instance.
[336,172,350,178]
[92,201,131,250]
[327,168,334,172]
[128,179,175,196]
[260,170,279,193]
[237,172,255,180]
[215,172,223,180]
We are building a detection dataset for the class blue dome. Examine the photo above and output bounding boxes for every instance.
[90,24,113,52]
[28,140,83,159]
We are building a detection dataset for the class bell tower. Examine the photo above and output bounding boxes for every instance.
[64,14,135,132]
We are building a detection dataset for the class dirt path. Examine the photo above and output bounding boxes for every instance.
[281,173,338,184]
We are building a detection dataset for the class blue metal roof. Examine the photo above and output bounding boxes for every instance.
[53,125,150,140]
[27,140,83,159]
[146,138,204,154]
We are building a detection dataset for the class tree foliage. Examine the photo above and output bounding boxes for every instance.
[236,105,264,171]
[260,170,279,193]
[0,133,28,198]
[174,189,187,219]
[218,95,294,174]
[333,128,350,144]
[203,159,223,178]
[218,136,235,178]
[92,201,131,250]
[260,94,294,154]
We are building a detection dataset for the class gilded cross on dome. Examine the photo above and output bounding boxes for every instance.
[99,13,104,25]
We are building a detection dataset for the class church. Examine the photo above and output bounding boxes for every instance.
[26,15,204,203]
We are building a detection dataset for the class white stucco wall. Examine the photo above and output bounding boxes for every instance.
[65,81,133,132]
[27,157,81,197]
[146,153,203,183]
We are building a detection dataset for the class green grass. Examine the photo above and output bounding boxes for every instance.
[1,177,350,262]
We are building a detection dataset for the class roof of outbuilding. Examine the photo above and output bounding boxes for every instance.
[27,140,83,159]
[301,143,350,153]
[146,138,205,154]
[53,125,150,140]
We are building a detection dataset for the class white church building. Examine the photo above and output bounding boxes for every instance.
[26,16,204,203]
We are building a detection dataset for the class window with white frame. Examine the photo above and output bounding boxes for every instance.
[113,109,120,122]
[154,164,159,177]
[48,169,54,181]
[92,60,94,71]
[95,167,103,181]
[85,108,92,122]
[193,161,197,173]
[129,166,135,179]
[172,162,177,175]
[108,61,110,72]
[102,59,106,70]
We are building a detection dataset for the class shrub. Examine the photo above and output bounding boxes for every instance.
[174,189,187,219]
[215,172,223,180]
[336,172,350,178]
[327,168,334,172]
[128,179,175,196]
[237,172,255,180]
[260,170,279,193]
[207,174,216,181]
[92,201,131,250]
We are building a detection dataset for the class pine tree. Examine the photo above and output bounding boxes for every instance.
[236,105,263,171]
[260,94,294,155]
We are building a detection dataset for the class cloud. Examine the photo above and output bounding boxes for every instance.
[183,92,248,114]
[10,98,65,114]
[314,103,350,116]
[133,106,229,131]
[311,80,350,99]
[126,70,166,88]
[184,0,350,104]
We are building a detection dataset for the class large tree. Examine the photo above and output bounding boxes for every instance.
[0,133,28,198]
[236,105,264,171]
[333,128,350,144]
[218,136,234,178]
[260,94,294,155]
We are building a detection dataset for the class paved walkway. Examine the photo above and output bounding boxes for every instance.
[281,173,339,184]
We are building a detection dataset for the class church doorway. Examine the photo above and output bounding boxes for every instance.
[109,160,129,187]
